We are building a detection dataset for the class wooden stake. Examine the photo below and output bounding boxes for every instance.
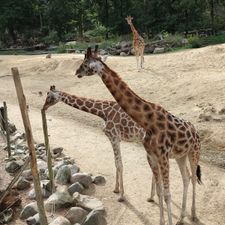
[41,109,55,193]
[11,67,48,225]
[3,102,11,157]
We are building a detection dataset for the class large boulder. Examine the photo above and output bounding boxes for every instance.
[20,202,38,220]
[83,210,107,225]
[65,207,88,224]
[45,186,74,211]
[55,165,71,185]
[5,160,24,173]
[49,216,71,225]
[68,182,84,195]
[73,193,104,212]
[70,173,92,188]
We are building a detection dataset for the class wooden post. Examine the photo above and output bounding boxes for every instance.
[11,67,48,225]
[3,102,11,157]
[41,109,55,193]
[0,107,5,131]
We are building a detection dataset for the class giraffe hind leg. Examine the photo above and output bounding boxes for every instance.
[176,156,190,225]
[188,150,201,222]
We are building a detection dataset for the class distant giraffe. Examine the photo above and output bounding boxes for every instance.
[42,85,145,201]
[126,16,145,70]
[75,47,202,225]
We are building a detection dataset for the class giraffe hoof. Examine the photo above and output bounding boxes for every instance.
[113,189,120,194]
[192,216,199,222]
[147,198,155,203]
[117,197,125,202]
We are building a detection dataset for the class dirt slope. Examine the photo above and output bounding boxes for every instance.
[1,44,225,225]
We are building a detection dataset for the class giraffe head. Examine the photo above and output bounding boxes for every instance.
[75,46,105,78]
[42,85,60,110]
[125,16,133,25]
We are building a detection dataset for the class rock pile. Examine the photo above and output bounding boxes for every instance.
[1,122,107,225]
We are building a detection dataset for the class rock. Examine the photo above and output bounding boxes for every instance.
[16,177,31,190]
[22,169,33,180]
[5,160,24,173]
[0,208,13,224]
[198,113,212,121]
[55,165,71,185]
[45,186,74,212]
[20,202,38,220]
[26,213,40,225]
[28,187,51,200]
[153,47,165,54]
[83,210,107,225]
[65,207,88,224]
[37,159,47,171]
[120,52,126,56]
[68,182,84,195]
[49,216,71,225]
[54,160,73,170]
[219,107,225,115]
[100,50,107,55]
[73,193,104,212]
[68,164,80,176]
[35,143,45,149]
[92,176,106,185]
[70,173,92,188]
[8,122,17,134]
[52,147,63,155]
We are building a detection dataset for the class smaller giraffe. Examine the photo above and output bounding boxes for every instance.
[125,16,145,70]
[42,85,145,201]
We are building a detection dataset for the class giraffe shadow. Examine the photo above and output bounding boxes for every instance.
[122,199,153,225]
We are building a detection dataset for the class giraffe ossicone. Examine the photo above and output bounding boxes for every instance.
[75,47,202,225]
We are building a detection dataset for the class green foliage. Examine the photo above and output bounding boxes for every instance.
[188,36,201,48]
[57,42,67,53]
[42,31,60,45]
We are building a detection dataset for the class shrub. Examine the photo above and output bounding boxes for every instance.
[57,42,67,53]
[43,30,60,45]
[188,36,201,48]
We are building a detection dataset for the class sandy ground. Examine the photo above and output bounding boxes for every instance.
[1,44,225,225]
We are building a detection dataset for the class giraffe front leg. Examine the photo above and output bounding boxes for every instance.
[113,169,120,194]
[109,136,125,201]
[147,174,156,203]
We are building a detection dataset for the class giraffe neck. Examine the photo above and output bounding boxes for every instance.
[99,64,155,130]
[129,23,139,37]
[58,92,107,120]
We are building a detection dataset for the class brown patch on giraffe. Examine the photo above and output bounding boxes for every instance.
[167,131,176,143]
[119,83,126,91]
[81,106,89,112]
[178,139,187,145]
[180,126,186,132]
[167,122,176,131]
[167,114,173,122]
[185,143,189,148]
[128,98,133,104]
[113,78,120,86]
[125,91,132,97]
[157,122,165,130]
[114,112,120,123]
[178,131,186,139]
[85,101,94,108]
[143,104,150,111]
[91,108,97,114]
[157,113,166,121]
[121,119,127,126]
[135,97,142,105]
[146,112,154,120]
[77,99,83,106]
[159,133,165,143]
[134,105,140,111]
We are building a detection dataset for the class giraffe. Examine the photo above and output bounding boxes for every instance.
[42,85,145,201]
[75,47,202,225]
[125,16,145,70]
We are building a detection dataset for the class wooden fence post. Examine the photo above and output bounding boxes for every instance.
[11,67,48,225]
[41,109,55,193]
[3,102,11,157]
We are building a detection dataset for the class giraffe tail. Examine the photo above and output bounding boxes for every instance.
[196,165,202,185]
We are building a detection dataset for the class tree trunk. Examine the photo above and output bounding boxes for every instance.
[8,25,17,44]
[210,0,215,34]
[105,0,109,39]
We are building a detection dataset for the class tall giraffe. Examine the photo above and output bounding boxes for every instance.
[75,47,202,225]
[42,85,145,201]
[126,16,145,70]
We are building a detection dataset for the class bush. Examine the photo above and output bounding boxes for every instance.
[188,36,201,48]
[57,42,67,53]
[43,30,60,45]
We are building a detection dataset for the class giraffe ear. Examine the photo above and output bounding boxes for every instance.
[94,45,99,54]
[50,85,56,91]
[86,47,92,58]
